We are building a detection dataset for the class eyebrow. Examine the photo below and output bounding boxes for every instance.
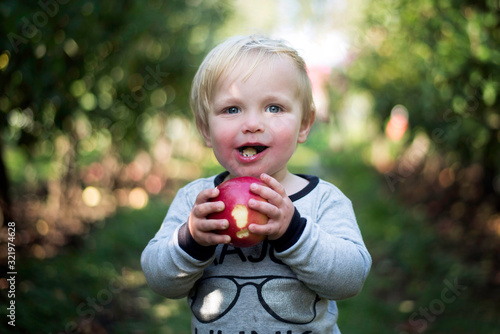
[213,93,294,109]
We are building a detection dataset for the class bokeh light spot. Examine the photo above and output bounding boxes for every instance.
[145,174,162,194]
[129,187,149,209]
[150,89,167,107]
[82,186,102,207]
[32,244,46,259]
[80,92,97,111]
[386,105,409,141]
[63,39,79,57]
[36,219,50,236]
[0,52,10,70]
[70,80,87,97]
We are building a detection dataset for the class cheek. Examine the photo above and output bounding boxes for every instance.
[207,118,228,144]
[270,118,302,141]
[271,131,299,158]
[210,128,237,153]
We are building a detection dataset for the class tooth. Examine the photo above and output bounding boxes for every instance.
[242,147,257,157]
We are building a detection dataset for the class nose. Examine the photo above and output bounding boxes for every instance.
[242,111,264,133]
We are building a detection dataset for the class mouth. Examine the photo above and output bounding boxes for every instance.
[238,145,268,157]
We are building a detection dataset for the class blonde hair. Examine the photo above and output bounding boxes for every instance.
[190,35,316,135]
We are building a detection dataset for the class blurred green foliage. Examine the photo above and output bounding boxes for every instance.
[1,1,230,330]
[0,0,228,197]
[0,0,231,254]
[0,199,192,333]
[337,1,500,332]
[325,147,500,333]
[346,0,499,181]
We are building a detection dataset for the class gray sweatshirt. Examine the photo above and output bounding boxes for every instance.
[141,172,371,334]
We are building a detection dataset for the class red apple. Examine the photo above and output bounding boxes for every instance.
[208,176,268,248]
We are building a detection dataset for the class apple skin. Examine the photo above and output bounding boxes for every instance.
[208,176,268,248]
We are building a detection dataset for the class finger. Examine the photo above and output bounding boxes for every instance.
[193,200,225,219]
[202,230,232,244]
[195,231,231,246]
[260,173,287,197]
[197,217,229,232]
[250,183,284,208]
[195,188,220,204]
[248,198,280,219]
[248,221,276,236]
[208,233,231,245]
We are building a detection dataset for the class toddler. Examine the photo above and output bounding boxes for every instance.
[141,35,371,333]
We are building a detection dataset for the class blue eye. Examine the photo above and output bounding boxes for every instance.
[266,105,281,113]
[226,107,240,114]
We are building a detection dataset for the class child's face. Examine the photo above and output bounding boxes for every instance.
[202,55,312,182]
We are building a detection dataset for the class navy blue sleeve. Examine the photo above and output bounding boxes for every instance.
[178,223,217,261]
[269,207,307,253]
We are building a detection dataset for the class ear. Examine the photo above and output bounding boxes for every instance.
[297,111,315,143]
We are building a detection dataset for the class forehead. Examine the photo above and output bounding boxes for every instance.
[217,53,300,90]
[211,56,303,114]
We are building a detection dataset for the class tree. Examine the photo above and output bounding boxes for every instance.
[343,0,500,304]
[0,0,229,243]
[346,0,499,187]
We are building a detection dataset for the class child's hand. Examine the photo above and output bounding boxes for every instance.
[247,173,295,240]
[187,188,231,246]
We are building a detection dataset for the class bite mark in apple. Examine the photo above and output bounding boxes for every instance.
[232,204,250,238]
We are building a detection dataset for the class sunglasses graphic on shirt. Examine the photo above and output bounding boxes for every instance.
[190,275,320,324]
